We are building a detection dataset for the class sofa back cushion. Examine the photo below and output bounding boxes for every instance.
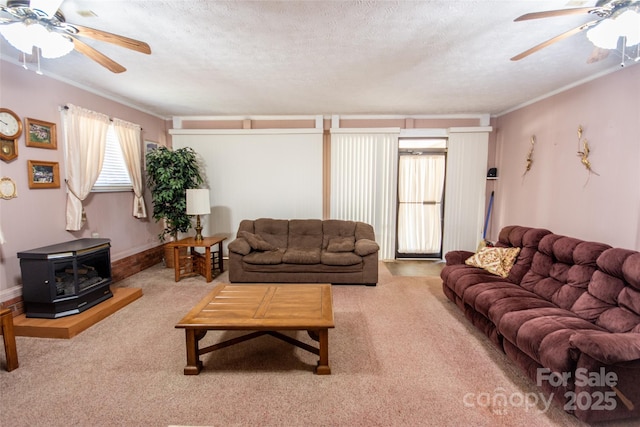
[288,219,323,249]
[494,225,552,283]
[571,249,640,332]
[355,222,376,241]
[519,234,611,311]
[322,220,357,248]
[254,218,289,249]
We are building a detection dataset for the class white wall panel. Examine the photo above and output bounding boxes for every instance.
[172,131,323,253]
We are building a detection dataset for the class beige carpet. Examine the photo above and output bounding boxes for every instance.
[1,263,635,426]
[383,260,445,277]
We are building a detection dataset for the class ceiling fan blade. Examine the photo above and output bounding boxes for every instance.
[71,24,151,54]
[514,7,604,21]
[72,37,126,73]
[510,20,599,61]
[587,47,610,63]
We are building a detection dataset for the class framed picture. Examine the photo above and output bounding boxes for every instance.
[0,176,17,199]
[144,140,159,169]
[27,160,60,189]
[25,118,57,149]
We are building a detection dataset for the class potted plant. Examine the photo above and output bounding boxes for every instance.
[146,146,204,266]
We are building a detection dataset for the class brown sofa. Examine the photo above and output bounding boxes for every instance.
[442,225,640,423]
[228,218,379,285]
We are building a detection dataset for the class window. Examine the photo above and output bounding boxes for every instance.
[92,125,133,192]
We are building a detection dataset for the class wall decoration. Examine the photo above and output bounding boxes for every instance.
[25,118,57,149]
[523,135,535,176]
[0,176,18,199]
[576,125,598,185]
[144,140,159,170]
[0,108,22,162]
[1,138,18,162]
[27,160,60,189]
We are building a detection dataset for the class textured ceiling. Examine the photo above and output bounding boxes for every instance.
[1,0,636,119]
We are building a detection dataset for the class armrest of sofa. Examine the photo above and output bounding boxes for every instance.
[444,250,475,266]
[355,239,379,257]
[570,331,640,364]
[228,237,251,256]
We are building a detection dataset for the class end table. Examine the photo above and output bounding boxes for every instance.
[169,236,226,282]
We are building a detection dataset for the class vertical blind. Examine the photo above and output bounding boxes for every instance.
[330,130,399,260]
[442,131,489,255]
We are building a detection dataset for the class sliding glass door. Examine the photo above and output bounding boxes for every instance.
[396,140,446,258]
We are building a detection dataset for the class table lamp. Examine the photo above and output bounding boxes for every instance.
[186,188,210,241]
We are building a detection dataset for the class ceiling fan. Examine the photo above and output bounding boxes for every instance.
[0,0,151,73]
[511,0,640,63]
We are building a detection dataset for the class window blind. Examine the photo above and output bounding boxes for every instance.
[93,125,133,192]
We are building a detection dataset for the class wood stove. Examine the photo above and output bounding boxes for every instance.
[18,238,113,318]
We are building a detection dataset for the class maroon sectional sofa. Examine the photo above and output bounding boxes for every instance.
[442,225,640,423]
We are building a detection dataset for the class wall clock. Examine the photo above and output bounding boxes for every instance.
[0,177,17,200]
[0,108,22,162]
[1,138,18,162]
[0,108,22,139]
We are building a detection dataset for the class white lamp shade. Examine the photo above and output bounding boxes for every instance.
[186,189,210,215]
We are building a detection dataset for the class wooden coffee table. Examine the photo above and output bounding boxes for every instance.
[175,283,334,375]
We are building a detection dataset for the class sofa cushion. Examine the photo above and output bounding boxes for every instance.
[282,248,321,264]
[321,250,362,266]
[288,219,323,250]
[243,249,284,265]
[446,268,512,301]
[571,248,640,332]
[327,236,355,252]
[323,220,357,248]
[494,226,552,284]
[502,311,603,373]
[569,331,640,364]
[355,239,379,257]
[254,218,289,248]
[465,246,521,278]
[242,260,363,273]
[228,238,251,255]
[238,231,278,251]
[520,236,610,310]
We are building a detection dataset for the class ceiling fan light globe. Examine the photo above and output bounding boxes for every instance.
[0,22,34,54]
[587,19,620,49]
[39,32,74,58]
[615,10,640,46]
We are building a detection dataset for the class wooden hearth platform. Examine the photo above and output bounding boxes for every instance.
[13,287,142,339]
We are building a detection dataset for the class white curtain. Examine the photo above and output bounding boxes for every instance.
[330,130,399,260]
[397,154,445,254]
[113,118,147,218]
[63,104,110,231]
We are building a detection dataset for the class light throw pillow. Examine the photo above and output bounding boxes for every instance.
[465,246,521,278]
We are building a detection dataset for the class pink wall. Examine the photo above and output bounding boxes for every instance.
[0,61,168,296]
[492,64,640,250]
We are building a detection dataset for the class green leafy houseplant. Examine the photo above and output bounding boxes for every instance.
[146,146,203,242]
